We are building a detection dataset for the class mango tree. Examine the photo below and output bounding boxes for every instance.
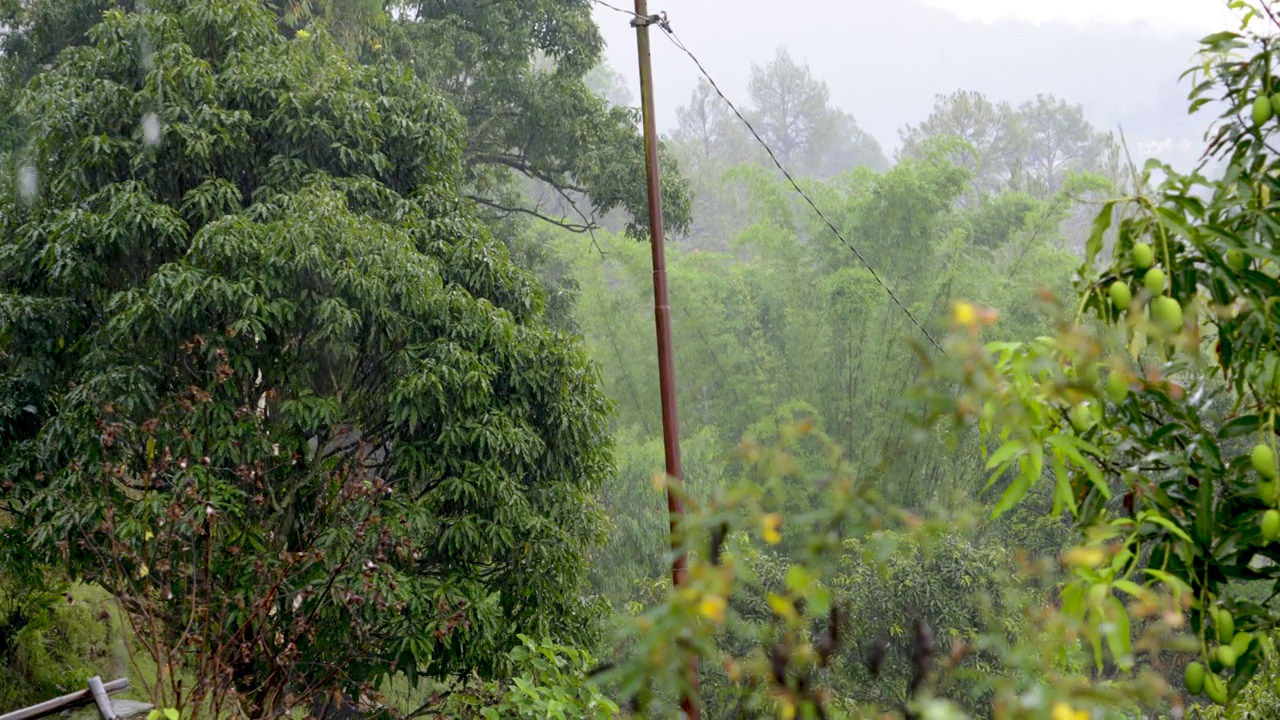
[0,0,613,714]
[918,4,1280,709]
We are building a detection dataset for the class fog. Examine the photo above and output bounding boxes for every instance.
[5,1,1279,716]
[595,0,1237,168]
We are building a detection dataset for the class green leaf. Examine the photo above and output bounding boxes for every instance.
[1047,434,1108,499]
[1219,414,1262,439]
[1085,199,1116,270]
[1052,449,1077,517]
[992,470,1032,518]
[984,440,1025,471]
[1153,206,1196,240]
[784,565,814,594]
[1113,579,1145,597]
[1139,512,1194,545]
[1105,596,1133,671]
[1195,476,1215,547]
[1145,568,1193,597]
[1199,30,1243,45]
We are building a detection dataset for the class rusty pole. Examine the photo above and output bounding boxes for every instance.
[630,2,700,716]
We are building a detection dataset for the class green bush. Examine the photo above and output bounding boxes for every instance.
[0,577,114,709]
[433,636,619,719]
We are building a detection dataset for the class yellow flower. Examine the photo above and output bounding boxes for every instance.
[1051,701,1089,720]
[761,514,783,545]
[295,29,311,39]
[1062,546,1106,568]
[698,595,727,624]
[951,301,977,327]
[779,699,796,720]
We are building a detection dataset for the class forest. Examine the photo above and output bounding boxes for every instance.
[2,0,1280,718]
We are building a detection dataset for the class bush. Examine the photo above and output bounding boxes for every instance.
[0,577,114,709]
[425,636,619,719]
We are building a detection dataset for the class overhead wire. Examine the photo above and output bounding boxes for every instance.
[662,28,943,352]
[589,0,647,21]
[589,0,943,352]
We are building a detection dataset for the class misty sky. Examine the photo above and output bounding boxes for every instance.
[916,0,1233,29]
[594,0,1243,164]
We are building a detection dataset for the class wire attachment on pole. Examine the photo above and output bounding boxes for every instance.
[590,0,943,352]
[630,10,670,30]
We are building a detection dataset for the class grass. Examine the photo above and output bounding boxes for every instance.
[3,580,447,718]
[0,580,123,712]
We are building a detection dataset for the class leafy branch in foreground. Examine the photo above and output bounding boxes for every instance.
[913,5,1280,710]
[597,421,1178,719]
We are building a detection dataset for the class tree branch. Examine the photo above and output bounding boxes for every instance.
[539,182,609,258]
[472,153,589,195]
[468,195,598,233]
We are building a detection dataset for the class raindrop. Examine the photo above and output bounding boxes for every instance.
[140,42,155,72]
[143,113,161,146]
[17,166,38,203]
[1018,686,1044,710]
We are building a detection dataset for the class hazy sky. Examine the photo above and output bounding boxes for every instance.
[915,0,1234,30]
[593,1,1242,163]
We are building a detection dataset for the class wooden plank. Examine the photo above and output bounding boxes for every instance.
[87,676,117,720]
[109,700,154,719]
[0,678,129,720]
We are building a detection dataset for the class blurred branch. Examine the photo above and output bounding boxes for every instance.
[468,195,597,233]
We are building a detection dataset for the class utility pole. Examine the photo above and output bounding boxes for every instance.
[630,2,700,717]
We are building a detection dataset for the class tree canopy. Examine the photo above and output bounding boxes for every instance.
[0,0,691,239]
[900,90,1117,202]
[0,0,612,713]
[8,0,1280,717]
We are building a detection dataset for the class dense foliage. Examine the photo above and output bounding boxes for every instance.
[899,91,1119,201]
[0,0,692,239]
[913,8,1280,716]
[4,0,1280,718]
[0,0,612,714]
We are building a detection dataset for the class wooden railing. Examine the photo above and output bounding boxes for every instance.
[0,676,148,720]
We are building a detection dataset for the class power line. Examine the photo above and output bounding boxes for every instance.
[661,28,942,352]
[590,0,943,352]
[590,0,648,21]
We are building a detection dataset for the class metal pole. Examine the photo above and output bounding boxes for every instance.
[631,2,699,716]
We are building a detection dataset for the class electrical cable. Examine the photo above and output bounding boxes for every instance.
[660,25,943,351]
[590,0,943,351]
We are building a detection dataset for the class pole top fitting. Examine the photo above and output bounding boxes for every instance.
[630,11,671,31]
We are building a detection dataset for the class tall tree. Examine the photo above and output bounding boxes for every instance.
[805,107,888,178]
[900,90,1118,201]
[0,0,692,238]
[670,50,887,246]
[0,0,612,713]
[1017,93,1116,197]
[899,90,1024,202]
[584,59,633,108]
[673,78,756,166]
[746,46,887,177]
[669,79,764,246]
[382,0,690,238]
